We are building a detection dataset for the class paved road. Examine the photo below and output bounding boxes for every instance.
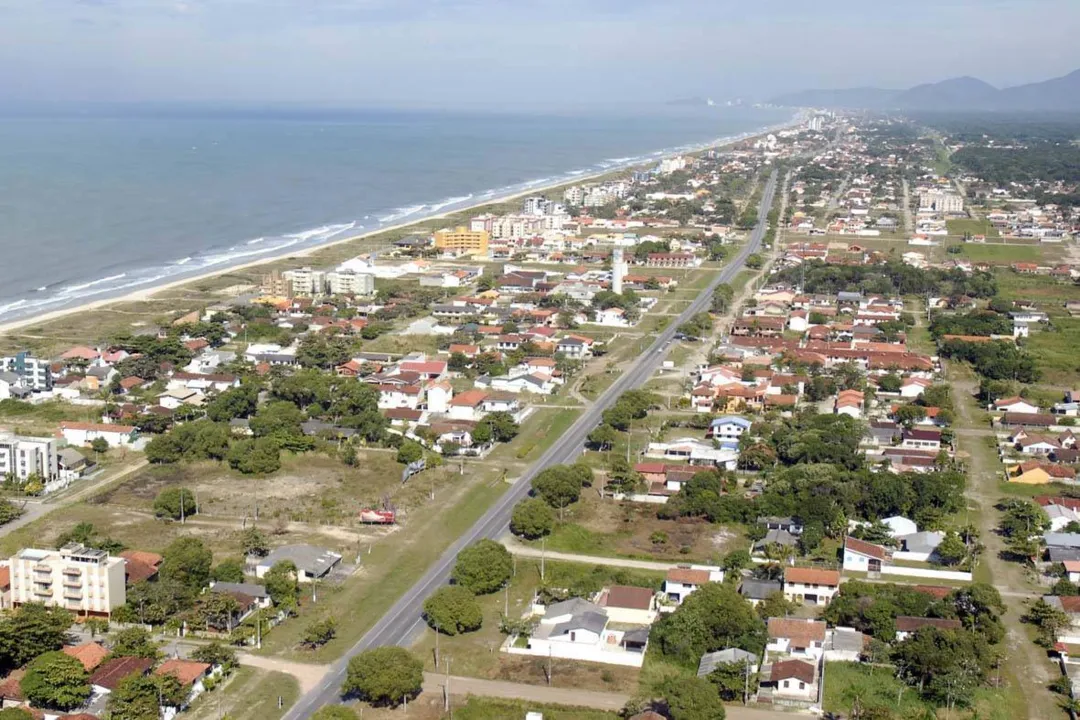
[283,171,780,719]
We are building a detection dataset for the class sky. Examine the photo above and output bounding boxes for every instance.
[1,0,1078,111]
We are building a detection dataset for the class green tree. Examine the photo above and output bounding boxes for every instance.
[756,591,796,621]
[877,374,902,393]
[651,582,766,668]
[0,603,73,669]
[250,401,306,441]
[933,531,967,566]
[108,674,164,720]
[396,439,424,465]
[451,539,512,595]
[301,617,338,649]
[264,561,300,611]
[477,412,519,443]
[657,674,727,720]
[227,437,281,474]
[90,437,110,454]
[108,627,159,658]
[707,660,756,702]
[240,527,270,557]
[531,465,583,518]
[587,424,618,451]
[343,647,424,707]
[510,498,555,539]
[423,586,483,635]
[206,384,259,422]
[0,498,23,526]
[211,559,247,583]
[153,487,198,520]
[745,253,764,270]
[160,537,213,591]
[0,709,33,720]
[20,651,90,710]
[190,641,237,671]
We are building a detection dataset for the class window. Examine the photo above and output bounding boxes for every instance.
[799,682,806,690]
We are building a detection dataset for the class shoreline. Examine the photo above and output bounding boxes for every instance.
[0,113,802,338]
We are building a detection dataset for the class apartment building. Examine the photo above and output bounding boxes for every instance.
[0,432,58,485]
[260,270,292,297]
[0,352,52,391]
[9,544,126,617]
[326,270,375,296]
[434,227,490,254]
[282,267,328,296]
[918,191,964,214]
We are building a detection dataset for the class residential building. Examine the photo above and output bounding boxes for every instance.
[918,191,964,214]
[0,352,51,391]
[254,544,341,583]
[707,416,752,442]
[90,656,155,696]
[842,536,889,573]
[326,270,375,296]
[0,432,59,485]
[782,567,840,606]
[434,227,490,255]
[595,585,658,624]
[662,566,724,605]
[697,648,759,678]
[9,544,126,617]
[281,267,328,296]
[767,659,819,704]
[59,422,139,448]
[766,617,826,660]
[894,616,962,641]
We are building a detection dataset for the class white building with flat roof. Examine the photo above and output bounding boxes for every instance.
[326,270,375,296]
[282,267,328,296]
[0,432,59,487]
[10,544,126,617]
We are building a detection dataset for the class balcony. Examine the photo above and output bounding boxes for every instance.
[63,568,81,576]
[63,592,83,601]
[33,588,51,597]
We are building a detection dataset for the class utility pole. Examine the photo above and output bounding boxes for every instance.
[547,646,552,686]
[504,584,509,617]
[744,659,749,705]
[444,656,452,715]
[434,623,440,667]
[540,537,546,581]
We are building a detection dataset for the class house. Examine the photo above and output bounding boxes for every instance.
[897,531,945,561]
[90,656,155,695]
[697,648,759,678]
[62,642,108,672]
[767,659,819,704]
[209,581,272,610]
[994,397,1041,415]
[59,422,138,448]
[834,389,864,418]
[120,549,162,585]
[894,616,962,641]
[58,448,91,482]
[448,389,489,422]
[663,566,724,605]
[155,659,215,708]
[782,567,840,606]
[881,516,918,538]
[766,617,826,660]
[1008,461,1076,485]
[595,585,657,624]
[739,578,782,606]
[1016,434,1061,456]
[517,597,648,667]
[1064,560,1080,584]
[706,416,752,442]
[867,420,900,446]
[759,516,804,535]
[899,377,932,398]
[901,428,942,452]
[255,545,341,583]
[842,536,889,573]
[824,627,868,662]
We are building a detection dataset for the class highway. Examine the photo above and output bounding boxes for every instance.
[284,169,779,718]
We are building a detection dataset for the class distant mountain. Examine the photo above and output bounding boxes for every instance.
[770,69,1080,112]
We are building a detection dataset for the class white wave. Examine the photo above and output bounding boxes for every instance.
[246,237,266,245]
[62,273,127,294]
[0,299,27,315]
[378,205,426,224]
[174,257,193,266]
[36,286,47,292]
[428,194,473,213]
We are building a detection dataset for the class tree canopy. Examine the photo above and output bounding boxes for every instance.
[343,647,424,707]
[451,539,513,595]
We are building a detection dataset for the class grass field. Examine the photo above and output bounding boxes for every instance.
[1026,316,1080,385]
[186,667,300,720]
[995,270,1080,308]
[947,218,1000,238]
[823,661,1019,720]
[958,243,1041,263]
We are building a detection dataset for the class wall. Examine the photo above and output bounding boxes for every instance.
[879,566,972,582]
[504,638,645,668]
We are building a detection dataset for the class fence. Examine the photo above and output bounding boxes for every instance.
[879,565,972,582]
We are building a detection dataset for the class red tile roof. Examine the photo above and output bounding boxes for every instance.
[844,536,887,560]
[768,618,826,645]
[155,659,211,686]
[895,616,962,633]
[599,585,654,610]
[62,643,109,671]
[784,567,840,586]
[90,657,154,690]
[666,568,711,586]
[770,659,816,685]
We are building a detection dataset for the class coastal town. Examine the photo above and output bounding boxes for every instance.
[0,110,1080,720]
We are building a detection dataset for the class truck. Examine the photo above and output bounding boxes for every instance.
[359,509,396,524]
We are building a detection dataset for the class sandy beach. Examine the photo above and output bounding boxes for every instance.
[0,116,800,339]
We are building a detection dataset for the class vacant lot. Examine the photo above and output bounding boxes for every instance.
[186,667,300,720]
[947,218,1000,238]
[410,561,658,696]
[995,270,1080,307]
[524,489,744,564]
[1026,317,1080,386]
[958,242,1041,263]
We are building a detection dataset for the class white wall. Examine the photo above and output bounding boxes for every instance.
[879,566,972,582]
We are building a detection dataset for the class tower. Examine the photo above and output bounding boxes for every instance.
[612,247,626,295]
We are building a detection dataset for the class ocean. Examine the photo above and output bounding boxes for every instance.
[0,106,792,324]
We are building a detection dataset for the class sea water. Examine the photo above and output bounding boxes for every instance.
[0,106,791,323]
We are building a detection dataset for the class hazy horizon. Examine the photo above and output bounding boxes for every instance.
[2,0,1078,111]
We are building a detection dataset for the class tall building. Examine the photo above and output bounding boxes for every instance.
[919,191,964,214]
[0,352,52,391]
[10,544,126,617]
[612,247,626,295]
[433,227,490,255]
[0,432,58,484]
[260,270,292,297]
[282,268,328,296]
[327,271,375,296]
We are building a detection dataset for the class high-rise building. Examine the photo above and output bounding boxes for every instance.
[612,247,626,295]
[918,191,964,214]
[282,267,328,296]
[433,227,490,255]
[260,270,292,297]
[326,271,375,296]
[10,544,126,617]
[0,432,58,485]
[0,352,52,391]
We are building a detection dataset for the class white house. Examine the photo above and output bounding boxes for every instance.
[662,566,724,606]
[766,618,826,660]
[425,381,453,414]
[59,422,139,448]
[899,377,932,398]
[645,439,738,470]
[782,567,840,606]
[1065,560,1080,584]
[881,516,918,538]
[994,396,1040,415]
[596,585,658,625]
[376,384,422,410]
[509,597,649,668]
[707,416,752,442]
[769,659,819,703]
[842,536,889,573]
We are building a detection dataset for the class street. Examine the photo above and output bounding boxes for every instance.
[282,171,780,719]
